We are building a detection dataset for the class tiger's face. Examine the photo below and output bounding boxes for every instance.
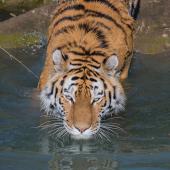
[40,50,125,139]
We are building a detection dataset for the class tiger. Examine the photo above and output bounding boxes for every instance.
[38,0,140,139]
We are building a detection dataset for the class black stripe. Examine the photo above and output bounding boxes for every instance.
[98,91,103,95]
[78,22,108,48]
[86,70,92,76]
[113,86,116,99]
[72,58,90,63]
[62,53,68,61]
[70,98,74,103]
[88,64,100,69]
[56,45,67,50]
[54,88,58,99]
[63,75,67,79]
[94,86,99,90]
[80,75,87,80]
[50,4,84,42]
[86,9,128,46]
[71,76,80,80]
[102,99,107,108]
[89,78,97,82]
[92,100,95,105]
[70,62,82,66]
[85,0,130,28]
[101,78,107,89]
[59,98,62,105]
[50,104,55,109]
[47,80,57,97]
[86,9,123,31]
[68,83,78,90]
[69,51,88,56]
[60,79,65,86]
[55,25,75,37]
[95,21,111,30]
[54,14,84,28]
[79,22,92,33]
[85,68,97,76]
[54,4,85,17]
[90,51,106,57]
[68,68,82,73]
[85,0,133,30]
[64,88,68,92]
[70,50,106,57]
[77,45,88,53]
[60,44,88,54]
[88,69,100,76]
[108,91,112,106]
[95,29,108,48]
[90,58,100,64]
[74,69,83,74]
[84,0,119,15]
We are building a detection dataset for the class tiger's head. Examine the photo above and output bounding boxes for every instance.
[40,49,126,139]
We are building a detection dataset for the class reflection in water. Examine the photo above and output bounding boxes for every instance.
[42,137,119,170]
[49,151,119,170]
[0,47,170,170]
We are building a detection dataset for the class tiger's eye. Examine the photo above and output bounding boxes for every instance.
[65,95,74,103]
[94,98,100,102]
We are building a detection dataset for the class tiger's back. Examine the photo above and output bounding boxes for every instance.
[39,0,134,90]
[38,0,140,139]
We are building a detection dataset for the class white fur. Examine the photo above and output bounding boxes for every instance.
[105,55,119,70]
[64,120,100,139]
[52,50,62,65]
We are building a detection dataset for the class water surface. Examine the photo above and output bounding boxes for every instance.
[0,47,170,170]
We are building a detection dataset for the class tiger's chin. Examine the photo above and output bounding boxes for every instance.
[63,122,98,140]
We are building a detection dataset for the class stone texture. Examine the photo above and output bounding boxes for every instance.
[0,0,170,54]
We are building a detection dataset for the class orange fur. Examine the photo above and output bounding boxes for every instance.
[38,0,136,138]
[38,0,134,90]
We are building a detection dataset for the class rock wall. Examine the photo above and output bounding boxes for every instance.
[0,0,169,54]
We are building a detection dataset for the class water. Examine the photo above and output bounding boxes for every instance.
[0,46,170,170]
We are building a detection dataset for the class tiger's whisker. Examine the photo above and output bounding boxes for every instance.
[48,127,64,136]
[99,129,111,143]
[39,120,62,126]
[102,125,126,134]
[39,120,63,126]
[40,115,64,120]
[38,122,63,130]
[100,126,119,137]
[57,128,67,138]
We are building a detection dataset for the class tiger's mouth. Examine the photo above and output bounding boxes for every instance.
[63,120,100,139]
[39,111,124,141]
[40,93,125,140]
[64,126,95,139]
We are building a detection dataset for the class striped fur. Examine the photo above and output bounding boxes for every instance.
[38,0,139,139]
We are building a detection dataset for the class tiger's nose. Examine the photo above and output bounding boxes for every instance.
[75,126,89,133]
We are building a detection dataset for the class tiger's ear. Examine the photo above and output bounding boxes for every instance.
[52,49,62,66]
[104,54,119,71]
[52,49,68,72]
